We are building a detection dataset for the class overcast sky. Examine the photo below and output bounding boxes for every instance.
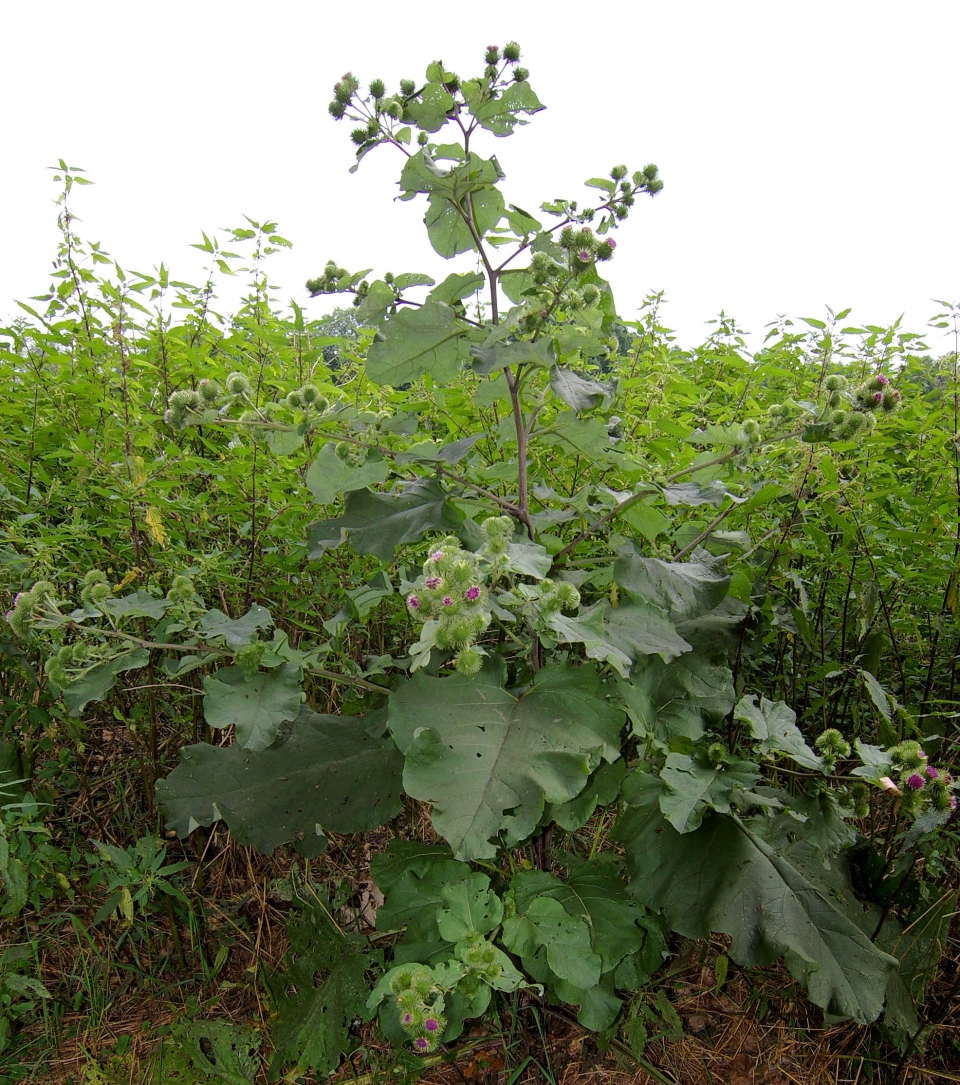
[3,1,958,349]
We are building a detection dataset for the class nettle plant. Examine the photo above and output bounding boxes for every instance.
[8,42,957,1071]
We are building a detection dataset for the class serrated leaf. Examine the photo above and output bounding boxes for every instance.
[469,80,544,135]
[177,1020,259,1084]
[306,478,462,561]
[202,663,302,751]
[269,899,375,1079]
[659,753,760,833]
[198,604,273,648]
[617,772,897,1023]
[388,658,623,860]
[305,445,389,505]
[366,298,473,385]
[734,695,822,770]
[61,648,150,716]
[157,707,403,855]
[549,366,612,412]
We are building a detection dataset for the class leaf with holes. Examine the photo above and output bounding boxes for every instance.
[388,658,622,860]
[202,663,302,751]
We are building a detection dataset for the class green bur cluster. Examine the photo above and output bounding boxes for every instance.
[164,369,328,432]
[888,741,957,817]
[405,530,497,675]
[388,965,448,1053]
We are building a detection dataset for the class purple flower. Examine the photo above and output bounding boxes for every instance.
[402,1012,413,1024]
[414,1037,430,1052]
[877,374,889,385]
[425,576,442,589]
[926,764,939,779]
[431,550,444,563]
[607,238,617,249]
[577,249,592,262]
[407,594,420,610]
[424,1017,440,1032]
[873,391,883,402]
[466,586,481,601]
[442,595,453,607]
[906,773,926,791]
[952,795,958,810]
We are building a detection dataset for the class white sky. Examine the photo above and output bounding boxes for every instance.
[3,1,958,349]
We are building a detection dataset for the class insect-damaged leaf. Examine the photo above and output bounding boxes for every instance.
[387,658,622,860]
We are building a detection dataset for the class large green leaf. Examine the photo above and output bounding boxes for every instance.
[511,860,649,973]
[658,753,760,833]
[306,479,462,562]
[470,337,554,377]
[467,79,545,136]
[623,649,735,742]
[269,898,375,1079]
[198,604,273,648]
[157,707,403,856]
[502,895,601,989]
[61,648,150,716]
[734,695,823,770]
[202,663,302,751]
[305,445,389,505]
[436,872,503,941]
[366,299,473,386]
[387,659,623,860]
[617,772,897,1023]
[428,271,485,305]
[549,366,612,412]
[614,545,730,623]
[426,187,504,258]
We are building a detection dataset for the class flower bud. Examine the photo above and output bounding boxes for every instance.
[595,240,615,261]
[198,379,220,403]
[369,78,385,98]
[502,41,521,62]
[456,645,483,675]
[484,46,500,64]
[225,372,251,397]
[824,374,847,392]
[328,100,346,120]
[610,164,628,180]
[400,78,416,96]
[285,389,305,410]
[514,67,529,81]
[351,127,370,146]
[418,131,429,146]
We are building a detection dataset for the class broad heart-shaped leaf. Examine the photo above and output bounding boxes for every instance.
[305,445,389,505]
[614,544,730,624]
[502,895,601,990]
[306,479,462,562]
[268,898,376,1079]
[436,872,503,941]
[623,649,735,742]
[467,79,545,136]
[545,759,627,832]
[387,658,623,860]
[366,299,473,386]
[428,271,485,305]
[511,860,648,973]
[156,707,403,856]
[470,337,554,377]
[403,83,455,133]
[198,604,273,648]
[616,771,897,1023]
[658,753,761,833]
[102,590,170,621]
[734,694,823,770]
[547,600,690,678]
[549,366,612,412]
[61,648,150,716]
[426,186,505,258]
[371,840,471,966]
[202,664,302,751]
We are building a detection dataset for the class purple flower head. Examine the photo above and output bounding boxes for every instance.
[906,773,926,791]
[873,391,883,402]
[407,594,420,610]
[952,795,958,810]
[926,764,939,780]
[424,1017,440,1032]
[607,238,617,250]
[425,576,442,589]
[402,1012,414,1025]
[442,595,453,607]
[466,586,481,602]
[577,250,592,262]
[877,374,890,385]
[414,1037,431,1052]
[430,550,445,563]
